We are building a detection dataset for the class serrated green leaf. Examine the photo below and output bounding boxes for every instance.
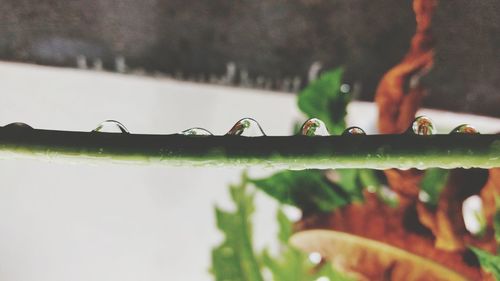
[211,179,352,281]
[470,247,500,280]
[211,183,264,281]
[298,68,350,135]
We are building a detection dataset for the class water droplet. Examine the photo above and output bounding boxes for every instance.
[226,118,265,137]
[92,120,129,133]
[181,127,213,136]
[411,116,436,135]
[379,186,399,205]
[366,185,377,193]
[450,124,479,134]
[282,205,302,222]
[300,118,330,136]
[4,122,33,130]
[418,190,431,203]
[342,126,366,135]
[462,195,485,235]
[340,84,351,94]
[308,252,322,264]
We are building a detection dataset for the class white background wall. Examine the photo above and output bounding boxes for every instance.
[0,62,301,281]
[0,62,498,281]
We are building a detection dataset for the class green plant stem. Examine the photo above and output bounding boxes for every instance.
[0,127,498,169]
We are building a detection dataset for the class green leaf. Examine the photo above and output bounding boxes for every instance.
[211,179,352,281]
[335,169,364,202]
[358,169,381,190]
[250,170,351,214]
[296,68,365,208]
[261,208,353,281]
[358,169,399,208]
[211,183,264,281]
[297,68,350,135]
[470,247,500,280]
[419,168,450,207]
[277,208,293,243]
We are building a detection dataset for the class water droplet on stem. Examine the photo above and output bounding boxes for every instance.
[226,118,265,137]
[4,122,33,130]
[450,124,479,134]
[300,118,329,136]
[181,128,213,136]
[342,126,366,135]
[92,120,129,133]
[411,116,436,135]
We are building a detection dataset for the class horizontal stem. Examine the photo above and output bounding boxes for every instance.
[0,127,498,169]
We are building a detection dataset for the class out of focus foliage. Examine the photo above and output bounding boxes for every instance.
[212,68,365,280]
[297,68,349,135]
[419,168,449,207]
[211,178,352,281]
[471,248,500,280]
[211,182,263,281]
[250,170,355,214]
[252,68,369,214]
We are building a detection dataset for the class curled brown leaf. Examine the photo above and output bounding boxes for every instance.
[375,0,436,134]
[480,168,500,226]
[416,169,492,251]
[374,0,436,206]
[295,0,499,279]
[296,191,484,280]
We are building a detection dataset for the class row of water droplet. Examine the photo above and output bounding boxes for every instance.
[2,116,479,136]
[294,116,477,136]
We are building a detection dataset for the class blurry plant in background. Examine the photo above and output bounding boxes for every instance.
[210,68,398,280]
[208,0,500,281]
[211,69,357,281]
[211,65,500,280]
[210,177,353,281]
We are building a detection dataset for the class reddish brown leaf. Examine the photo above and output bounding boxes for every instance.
[481,168,500,226]
[416,169,492,251]
[375,0,436,134]
[374,0,437,210]
[296,192,484,280]
[294,0,499,279]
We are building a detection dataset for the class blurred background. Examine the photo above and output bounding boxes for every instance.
[0,1,499,281]
[0,0,499,117]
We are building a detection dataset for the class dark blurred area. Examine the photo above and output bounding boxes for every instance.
[0,0,498,117]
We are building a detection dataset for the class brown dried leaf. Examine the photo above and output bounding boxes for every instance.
[374,0,436,209]
[375,0,436,134]
[385,169,423,200]
[296,192,484,280]
[480,168,500,225]
[416,169,491,251]
[295,0,498,279]
[291,230,469,281]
